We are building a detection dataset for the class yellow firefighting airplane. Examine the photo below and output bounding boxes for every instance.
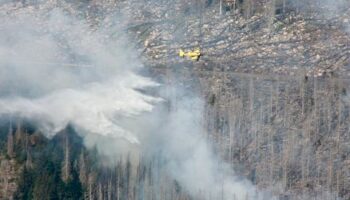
[179,48,201,61]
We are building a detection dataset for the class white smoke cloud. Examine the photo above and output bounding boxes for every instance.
[158,98,260,199]
[0,2,160,145]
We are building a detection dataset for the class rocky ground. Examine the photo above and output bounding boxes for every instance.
[116,0,350,78]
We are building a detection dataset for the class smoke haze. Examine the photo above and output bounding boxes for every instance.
[0,1,264,199]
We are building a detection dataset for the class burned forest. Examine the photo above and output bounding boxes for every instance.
[0,0,349,200]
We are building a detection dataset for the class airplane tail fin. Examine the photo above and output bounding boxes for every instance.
[194,48,201,54]
[179,49,185,57]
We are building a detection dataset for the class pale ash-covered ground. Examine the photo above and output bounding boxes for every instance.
[124,1,350,199]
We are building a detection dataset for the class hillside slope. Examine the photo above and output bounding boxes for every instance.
[0,0,349,200]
